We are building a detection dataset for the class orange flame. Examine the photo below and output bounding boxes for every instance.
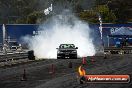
[78,65,86,76]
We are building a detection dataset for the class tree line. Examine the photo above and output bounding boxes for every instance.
[0,0,131,24]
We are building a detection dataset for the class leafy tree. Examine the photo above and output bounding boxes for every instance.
[95,0,132,23]
[78,10,98,23]
[94,5,117,23]
[78,5,116,23]
[27,11,46,24]
[16,11,45,24]
[107,0,132,23]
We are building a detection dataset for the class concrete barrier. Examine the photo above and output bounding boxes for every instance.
[0,50,35,67]
[0,52,28,62]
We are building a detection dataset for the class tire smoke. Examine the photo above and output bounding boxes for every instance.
[23,13,96,59]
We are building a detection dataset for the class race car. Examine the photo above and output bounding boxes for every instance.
[56,44,78,59]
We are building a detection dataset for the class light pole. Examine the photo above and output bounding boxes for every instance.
[97,13,104,52]
[2,24,7,54]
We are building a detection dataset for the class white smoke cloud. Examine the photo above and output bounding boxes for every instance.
[23,13,96,59]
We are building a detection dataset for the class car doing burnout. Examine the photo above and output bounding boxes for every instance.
[56,44,78,59]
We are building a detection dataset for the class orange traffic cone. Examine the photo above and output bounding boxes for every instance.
[82,57,87,65]
[21,69,27,81]
[49,64,55,74]
[91,56,96,63]
[104,54,107,59]
[68,62,72,68]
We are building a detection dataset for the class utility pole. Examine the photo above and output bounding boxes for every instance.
[2,24,7,54]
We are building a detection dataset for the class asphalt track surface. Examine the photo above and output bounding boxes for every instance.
[0,55,132,88]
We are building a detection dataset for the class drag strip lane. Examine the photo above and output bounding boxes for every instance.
[35,55,132,88]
